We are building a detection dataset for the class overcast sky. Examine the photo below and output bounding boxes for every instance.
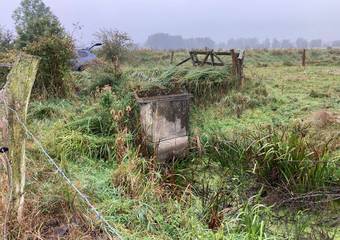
[1,0,340,47]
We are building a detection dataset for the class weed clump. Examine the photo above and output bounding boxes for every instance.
[50,89,138,162]
[111,151,147,198]
[249,125,338,193]
[127,66,235,101]
[198,123,338,195]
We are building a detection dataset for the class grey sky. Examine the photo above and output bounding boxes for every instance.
[1,0,340,46]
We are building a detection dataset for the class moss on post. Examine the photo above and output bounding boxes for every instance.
[3,53,39,223]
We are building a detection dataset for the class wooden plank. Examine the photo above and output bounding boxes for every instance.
[176,56,192,66]
[214,51,232,55]
[210,52,215,66]
[190,51,231,55]
[201,52,210,66]
[190,52,197,66]
[193,54,199,66]
[195,61,224,66]
[213,53,225,65]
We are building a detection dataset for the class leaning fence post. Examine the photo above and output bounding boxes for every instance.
[0,53,40,225]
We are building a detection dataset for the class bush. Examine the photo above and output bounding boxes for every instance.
[25,35,74,98]
[95,29,133,62]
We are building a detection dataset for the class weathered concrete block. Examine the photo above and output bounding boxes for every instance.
[136,93,191,161]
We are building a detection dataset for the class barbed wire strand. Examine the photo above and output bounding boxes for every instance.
[2,98,124,240]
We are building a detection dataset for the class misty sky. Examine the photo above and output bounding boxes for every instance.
[1,0,340,47]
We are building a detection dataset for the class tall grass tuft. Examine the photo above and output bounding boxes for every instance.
[249,125,338,193]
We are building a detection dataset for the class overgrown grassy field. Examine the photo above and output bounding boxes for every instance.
[1,49,339,239]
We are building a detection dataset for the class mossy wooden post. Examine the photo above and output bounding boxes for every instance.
[1,54,39,224]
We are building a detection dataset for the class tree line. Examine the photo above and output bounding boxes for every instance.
[145,33,340,50]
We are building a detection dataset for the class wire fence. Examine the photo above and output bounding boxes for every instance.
[1,97,124,240]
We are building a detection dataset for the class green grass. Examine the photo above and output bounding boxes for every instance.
[191,65,340,136]
[6,50,339,239]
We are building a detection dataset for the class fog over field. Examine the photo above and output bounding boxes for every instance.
[1,0,340,47]
[1,0,340,239]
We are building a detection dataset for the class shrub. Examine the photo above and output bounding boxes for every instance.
[95,29,133,62]
[25,35,74,98]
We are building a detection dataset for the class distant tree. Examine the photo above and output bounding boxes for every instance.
[296,38,308,49]
[145,33,215,50]
[309,39,322,48]
[0,26,14,51]
[272,38,281,49]
[262,38,271,49]
[227,38,237,49]
[13,0,64,48]
[145,33,184,50]
[245,38,260,49]
[95,29,133,61]
[235,38,245,49]
[186,37,215,49]
[281,39,294,49]
[216,42,227,50]
[332,40,340,48]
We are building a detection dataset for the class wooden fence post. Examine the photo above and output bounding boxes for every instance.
[0,53,39,228]
[170,51,174,64]
[237,50,245,88]
[302,49,306,67]
[230,49,237,76]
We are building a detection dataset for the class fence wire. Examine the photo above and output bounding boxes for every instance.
[1,97,124,240]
